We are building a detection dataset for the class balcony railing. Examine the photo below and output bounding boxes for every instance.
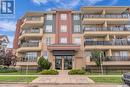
[84,40,130,46]
[84,14,129,18]
[23,30,40,33]
[18,57,37,62]
[84,27,130,31]
[26,17,41,21]
[104,56,130,61]
[90,56,130,61]
[20,29,40,36]
[20,42,39,47]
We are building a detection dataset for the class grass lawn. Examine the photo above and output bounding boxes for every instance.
[89,76,122,84]
[0,76,37,82]
[0,70,39,75]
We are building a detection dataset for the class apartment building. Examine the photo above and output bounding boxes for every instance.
[15,6,130,70]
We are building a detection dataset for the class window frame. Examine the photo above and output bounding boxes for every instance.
[60,25,67,32]
[46,14,53,20]
[45,25,53,32]
[74,25,81,33]
[60,14,67,20]
[73,14,80,20]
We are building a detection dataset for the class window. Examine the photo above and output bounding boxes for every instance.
[73,14,80,20]
[73,37,81,45]
[45,25,52,32]
[60,25,67,32]
[60,14,67,20]
[45,37,51,45]
[74,25,80,32]
[46,14,53,20]
[43,51,48,59]
[25,52,37,62]
[60,37,67,44]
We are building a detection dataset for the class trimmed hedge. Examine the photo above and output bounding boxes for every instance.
[40,69,58,75]
[68,69,86,75]
[0,66,17,73]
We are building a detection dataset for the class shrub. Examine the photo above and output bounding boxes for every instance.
[37,57,51,71]
[0,66,17,73]
[40,69,58,75]
[68,69,86,75]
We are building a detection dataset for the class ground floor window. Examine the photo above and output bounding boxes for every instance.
[25,52,37,62]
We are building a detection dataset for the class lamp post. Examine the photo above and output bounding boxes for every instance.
[100,52,103,75]
[25,56,29,83]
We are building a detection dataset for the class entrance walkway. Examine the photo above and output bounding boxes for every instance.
[31,70,94,84]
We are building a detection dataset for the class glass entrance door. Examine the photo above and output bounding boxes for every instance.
[64,56,72,70]
[55,56,73,70]
[55,56,62,70]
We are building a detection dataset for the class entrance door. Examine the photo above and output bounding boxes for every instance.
[55,56,73,70]
[55,56,62,70]
[64,56,72,70]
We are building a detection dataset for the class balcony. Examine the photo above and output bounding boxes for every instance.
[84,27,130,36]
[18,57,37,62]
[103,56,130,61]
[84,27,130,31]
[21,17,44,28]
[87,56,130,66]
[17,42,42,52]
[84,14,129,18]
[82,14,129,24]
[84,40,130,50]
[84,41,112,45]
[19,29,43,39]
[84,40,130,45]
[20,42,39,47]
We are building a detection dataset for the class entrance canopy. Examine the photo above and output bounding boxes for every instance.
[53,50,75,56]
[47,44,80,51]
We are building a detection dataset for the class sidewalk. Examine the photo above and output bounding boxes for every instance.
[31,70,94,84]
[0,84,128,87]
